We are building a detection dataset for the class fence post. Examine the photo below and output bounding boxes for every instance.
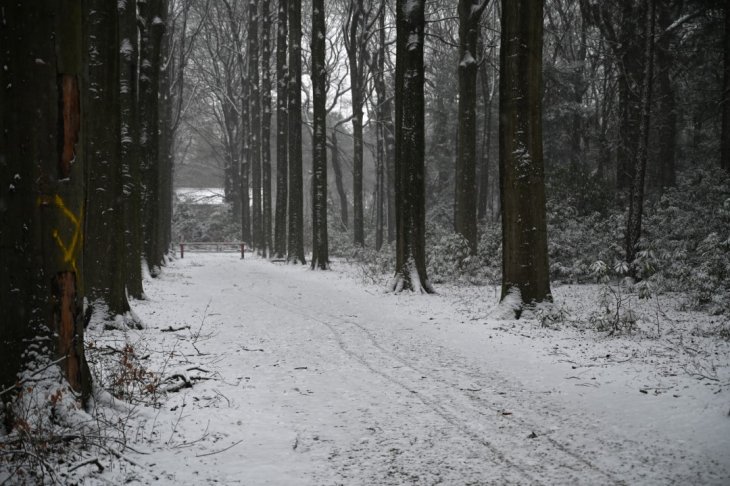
[240,243,245,259]
[180,243,184,259]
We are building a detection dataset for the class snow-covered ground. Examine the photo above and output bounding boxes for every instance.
[81,253,729,484]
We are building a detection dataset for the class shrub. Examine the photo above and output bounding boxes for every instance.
[641,168,730,314]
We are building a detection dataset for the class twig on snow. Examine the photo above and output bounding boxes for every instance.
[195,439,243,457]
[68,457,105,473]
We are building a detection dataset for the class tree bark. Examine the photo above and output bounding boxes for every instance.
[455,0,488,255]
[287,0,306,263]
[119,0,145,300]
[721,3,730,172]
[261,0,273,256]
[0,0,91,403]
[139,0,167,274]
[273,0,288,258]
[249,0,263,253]
[311,0,329,270]
[499,0,552,314]
[84,0,131,319]
[329,128,349,229]
[652,0,676,188]
[392,0,433,293]
[626,0,656,267]
[346,0,367,246]
[477,57,494,222]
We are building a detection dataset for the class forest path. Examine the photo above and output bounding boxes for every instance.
[120,253,729,485]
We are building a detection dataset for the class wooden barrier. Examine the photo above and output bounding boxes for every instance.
[179,242,245,259]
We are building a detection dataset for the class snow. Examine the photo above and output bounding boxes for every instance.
[175,187,225,205]
[459,51,476,68]
[53,254,730,483]
[120,38,133,56]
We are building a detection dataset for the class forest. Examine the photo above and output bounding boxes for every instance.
[1,0,729,483]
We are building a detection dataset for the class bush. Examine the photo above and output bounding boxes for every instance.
[172,197,240,243]
[641,168,730,314]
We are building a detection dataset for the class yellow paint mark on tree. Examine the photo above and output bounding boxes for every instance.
[50,194,83,274]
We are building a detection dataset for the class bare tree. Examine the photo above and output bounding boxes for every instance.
[625,0,657,267]
[391,0,433,293]
[454,0,489,255]
[261,0,273,256]
[499,0,552,314]
[288,0,306,263]
[274,0,289,258]
[311,0,329,269]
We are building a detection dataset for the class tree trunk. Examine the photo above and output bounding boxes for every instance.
[499,0,552,314]
[347,1,366,247]
[626,0,656,267]
[287,0,306,264]
[119,0,145,300]
[330,129,349,229]
[455,0,488,255]
[477,57,493,222]
[273,0,289,259]
[84,0,131,320]
[249,0,263,253]
[139,0,166,275]
[158,16,174,262]
[0,0,91,403]
[721,3,730,172]
[261,0,273,257]
[380,5,396,245]
[311,0,329,270]
[392,0,433,293]
[652,0,676,188]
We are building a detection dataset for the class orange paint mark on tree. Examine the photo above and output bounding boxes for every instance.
[52,271,81,392]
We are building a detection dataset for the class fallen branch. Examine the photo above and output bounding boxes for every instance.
[161,325,191,333]
[195,439,243,458]
[68,457,105,473]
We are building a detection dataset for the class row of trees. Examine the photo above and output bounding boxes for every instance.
[0,0,190,403]
[2,0,729,413]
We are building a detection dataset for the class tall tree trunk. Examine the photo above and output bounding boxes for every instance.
[0,0,91,403]
[119,0,145,299]
[499,0,552,314]
[85,0,131,320]
[274,0,289,258]
[287,0,306,263]
[721,3,730,172]
[347,1,366,246]
[139,0,166,275]
[249,0,263,253]
[455,0,488,255]
[652,0,676,188]
[375,102,385,251]
[311,0,329,270]
[379,4,396,245]
[329,128,349,229]
[158,16,174,262]
[261,0,273,257]
[370,2,388,251]
[477,57,494,222]
[626,0,656,267]
[616,2,645,191]
[392,0,432,293]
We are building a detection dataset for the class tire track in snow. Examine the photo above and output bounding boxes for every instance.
[335,316,630,484]
[252,292,624,485]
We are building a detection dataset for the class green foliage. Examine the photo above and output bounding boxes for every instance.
[425,221,499,285]
[641,168,730,315]
[545,168,624,283]
[172,197,241,243]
